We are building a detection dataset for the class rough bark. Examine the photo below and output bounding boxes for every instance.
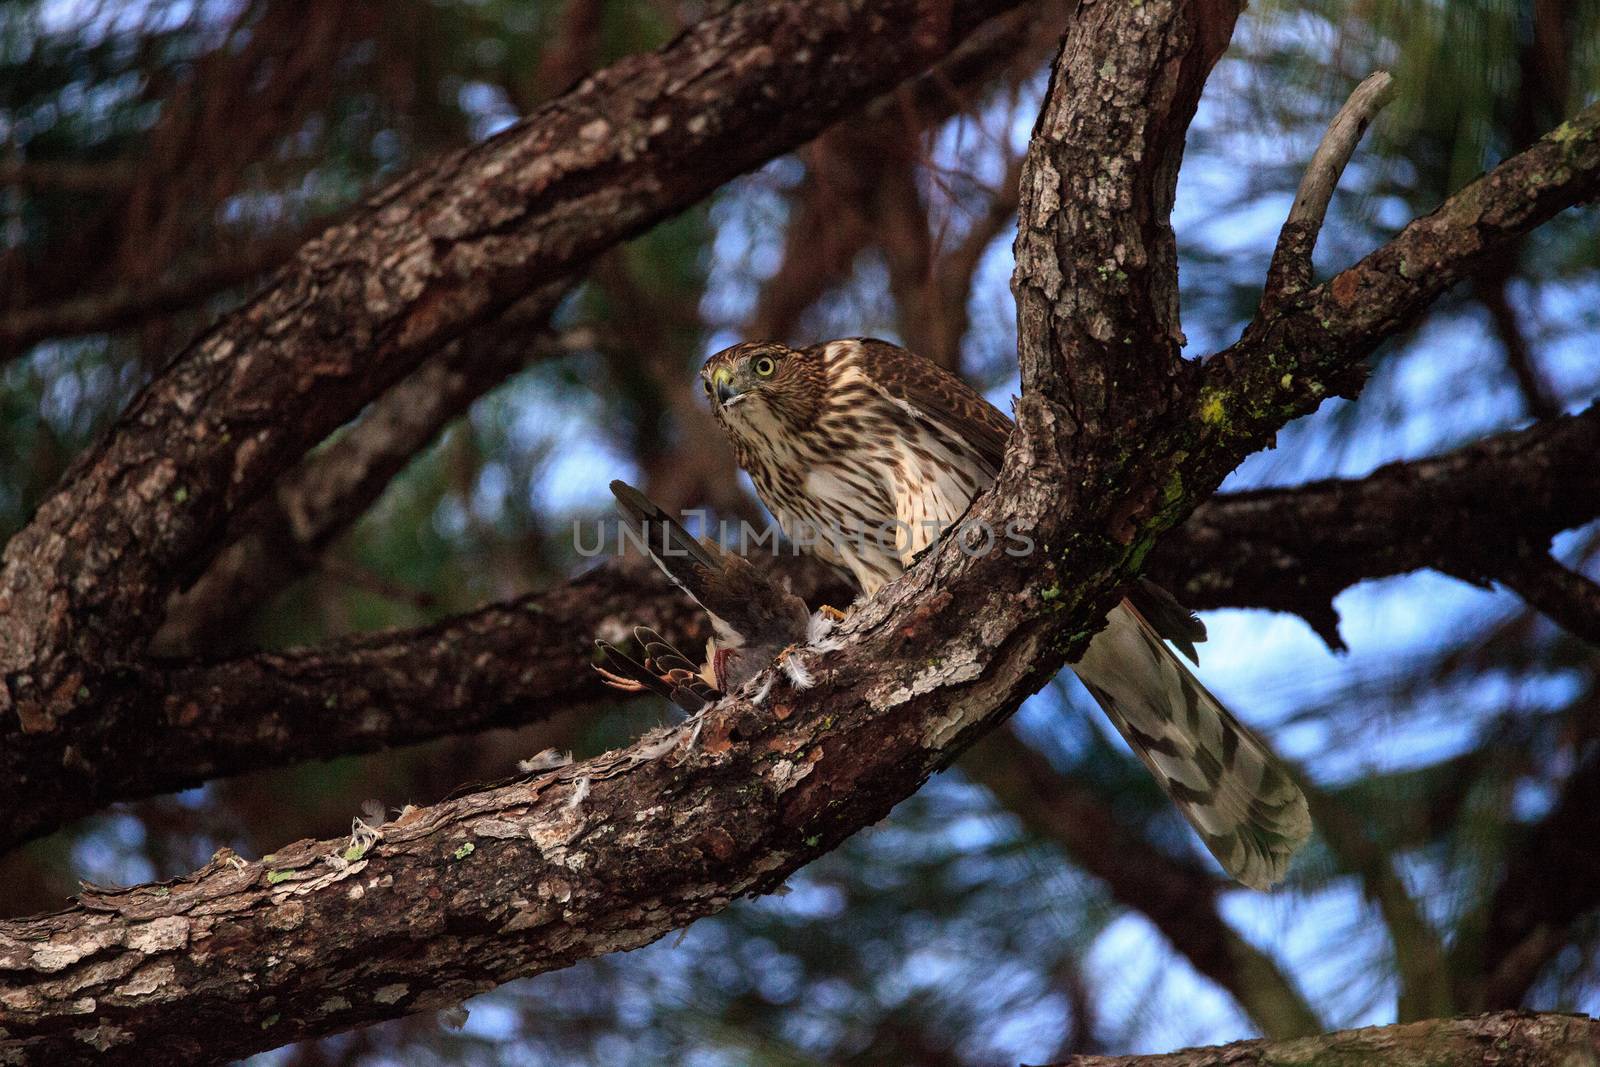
[0,0,1027,734]
[1043,1012,1600,1067]
[150,284,577,654]
[3,0,1600,1060]
[2,403,1595,857]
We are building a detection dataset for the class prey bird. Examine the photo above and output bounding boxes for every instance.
[596,480,823,713]
[700,337,1311,889]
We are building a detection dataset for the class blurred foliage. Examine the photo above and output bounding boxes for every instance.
[1,0,1598,1064]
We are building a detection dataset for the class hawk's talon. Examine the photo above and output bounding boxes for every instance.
[818,605,847,623]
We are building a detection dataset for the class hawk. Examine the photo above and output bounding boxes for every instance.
[596,480,823,712]
[701,338,1311,889]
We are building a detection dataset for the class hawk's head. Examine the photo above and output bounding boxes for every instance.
[699,341,825,438]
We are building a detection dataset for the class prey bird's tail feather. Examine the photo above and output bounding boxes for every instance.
[1073,601,1312,890]
[594,627,717,713]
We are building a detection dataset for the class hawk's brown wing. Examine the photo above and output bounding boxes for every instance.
[850,339,1208,658]
[849,337,1013,478]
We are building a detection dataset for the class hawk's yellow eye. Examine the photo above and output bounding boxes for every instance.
[753,356,776,378]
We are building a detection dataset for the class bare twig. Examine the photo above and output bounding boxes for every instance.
[316,556,437,611]
[1260,71,1397,312]
[1473,748,1600,1009]
[1476,264,1562,420]
[0,159,138,194]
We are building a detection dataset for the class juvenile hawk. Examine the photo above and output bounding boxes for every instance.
[701,338,1310,889]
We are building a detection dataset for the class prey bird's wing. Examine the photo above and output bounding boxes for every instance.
[1128,577,1207,664]
[595,628,717,713]
[610,478,728,602]
[609,480,809,657]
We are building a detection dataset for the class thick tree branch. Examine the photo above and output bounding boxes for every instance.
[4,3,1600,1058]
[1149,403,1600,647]
[1045,1012,1600,1067]
[4,406,1595,856]
[0,0,1029,732]
[0,555,846,854]
[0,557,692,853]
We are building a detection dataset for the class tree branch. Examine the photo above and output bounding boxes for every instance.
[1492,552,1600,648]
[1044,1012,1600,1067]
[1149,403,1600,648]
[0,557,693,853]
[4,3,1600,1059]
[1206,97,1600,477]
[0,0,1030,731]
[1473,749,1600,1009]
[1300,781,1454,1021]
[1259,71,1396,315]
[4,406,1595,855]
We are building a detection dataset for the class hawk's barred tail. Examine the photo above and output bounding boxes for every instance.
[1073,602,1312,890]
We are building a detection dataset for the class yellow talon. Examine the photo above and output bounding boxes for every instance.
[819,605,847,623]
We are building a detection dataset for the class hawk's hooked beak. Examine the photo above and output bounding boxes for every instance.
[710,368,746,409]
